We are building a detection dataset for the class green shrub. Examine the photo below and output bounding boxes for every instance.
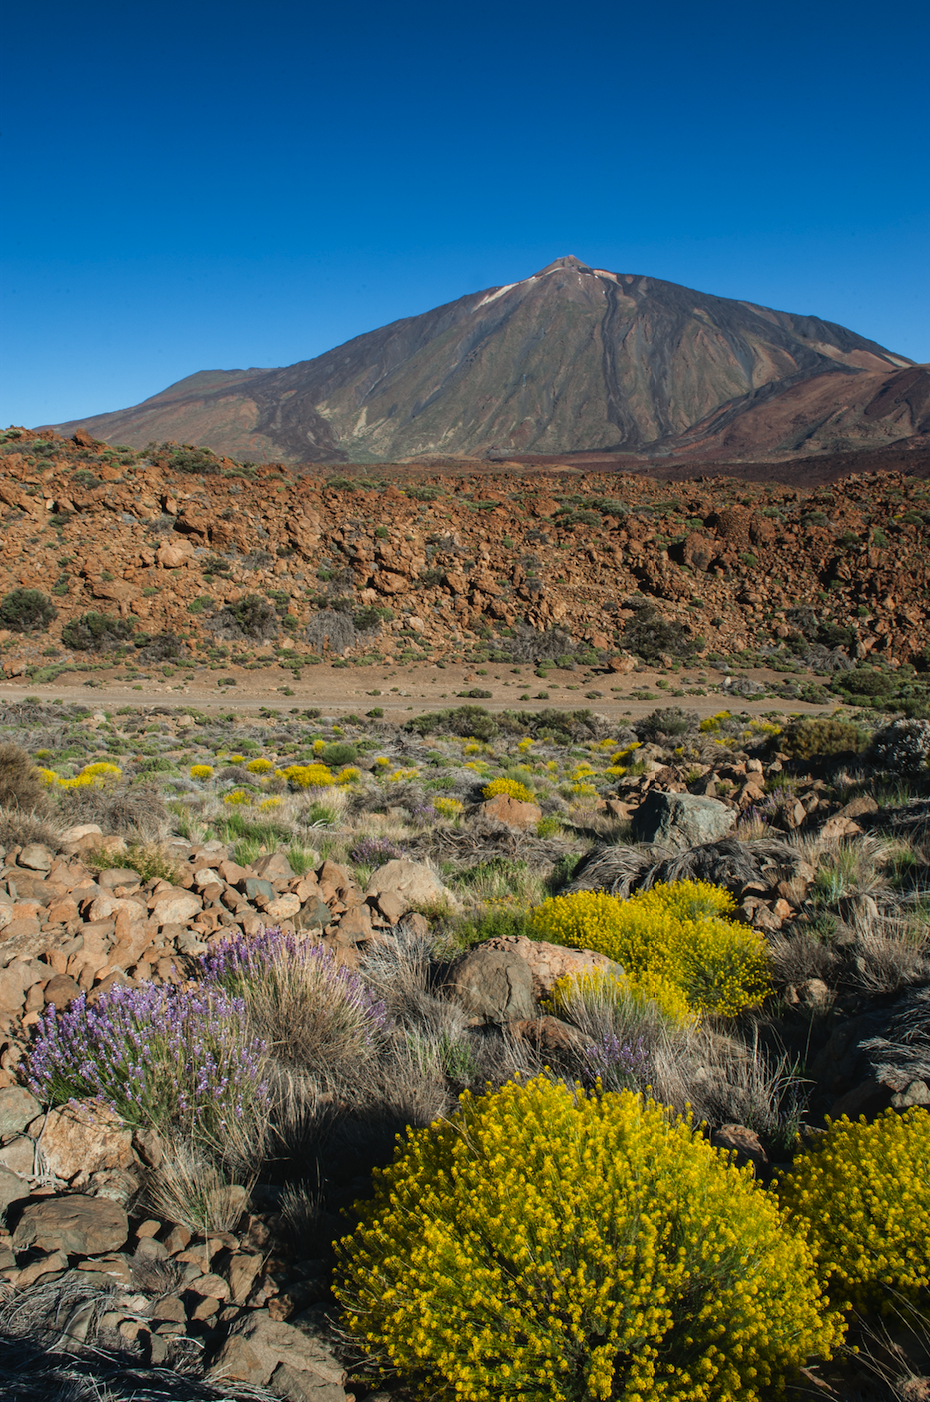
[0,588,57,633]
[782,717,865,761]
[61,611,137,652]
[778,1108,930,1312]
[832,667,896,700]
[0,742,50,814]
[531,882,770,1017]
[319,741,358,767]
[212,594,279,640]
[335,1077,840,1401]
[622,601,696,663]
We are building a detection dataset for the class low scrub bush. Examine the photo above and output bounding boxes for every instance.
[636,706,698,741]
[778,1108,930,1313]
[210,594,279,641]
[26,983,268,1146]
[622,601,697,663]
[335,1076,840,1401]
[56,779,167,840]
[305,608,356,654]
[134,630,182,662]
[531,881,771,1016]
[0,588,57,633]
[60,611,136,651]
[200,929,389,1075]
[782,717,865,761]
[0,742,50,814]
[482,776,535,804]
[870,717,930,773]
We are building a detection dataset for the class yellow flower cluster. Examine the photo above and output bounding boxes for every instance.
[778,1107,930,1312]
[434,796,463,817]
[334,1077,840,1401]
[530,881,770,1017]
[548,969,696,1027]
[516,736,535,753]
[189,764,214,780]
[40,761,123,790]
[699,711,732,733]
[482,776,535,804]
[276,762,335,789]
[606,741,642,777]
[246,757,273,774]
[222,788,253,806]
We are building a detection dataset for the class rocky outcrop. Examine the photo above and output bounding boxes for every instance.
[1,429,929,673]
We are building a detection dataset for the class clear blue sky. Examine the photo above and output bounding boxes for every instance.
[2,0,928,429]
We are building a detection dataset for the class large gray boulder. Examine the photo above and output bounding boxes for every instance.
[632,791,735,849]
[444,946,535,1025]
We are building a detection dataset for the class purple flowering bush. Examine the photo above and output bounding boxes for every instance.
[200,928,389,1073]
[583,1032,649,1089]
[349,835,408,866]
[26,982,269,1142]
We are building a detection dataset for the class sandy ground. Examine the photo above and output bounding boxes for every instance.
[0,661,832,720]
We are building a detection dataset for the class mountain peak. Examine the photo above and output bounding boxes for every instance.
[535,254,593,276]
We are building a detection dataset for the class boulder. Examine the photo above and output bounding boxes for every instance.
[0,1136,35,1176]
[43,973,83,1008]
[0,1165,28,1219]
[711,1124,768,1172]
[209,1312,346,1389]
[60,824,103,844]
[632,791,735,849]
[479,794,542,830]
[251,852,295,881]
[149,888,202,925]
[40,1100,135,1180]
[444,946,535,1025]
[0,1085,40,1138]
[18,844,54,872]
[12,1194,129,1255]
[270,1362,347,1401]
[481,935,622,1001]
[365,859,452,916]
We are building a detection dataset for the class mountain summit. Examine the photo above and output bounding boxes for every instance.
[49,258,922,462]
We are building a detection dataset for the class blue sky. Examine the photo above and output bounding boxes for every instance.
[2,0,928,429]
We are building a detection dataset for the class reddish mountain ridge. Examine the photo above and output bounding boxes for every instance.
[46,256,925,465]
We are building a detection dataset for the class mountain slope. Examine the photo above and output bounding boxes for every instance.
[48,255,914,462]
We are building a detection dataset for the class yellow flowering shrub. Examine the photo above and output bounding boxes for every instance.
[699,711,732,733]
[222,788,253,806]
[778,1107,930,1312]
[337,766,361,785]
[434,796,463,817]
[44,761,124,790]
[482,776,535,804]
[548,968,696,1027]
[190,764,214,780]
[530,882,770,1016]
[517,737,535,753]
[246,757,273,773]
[277,763,334,789]
[258,796,281,809]
[335,1078,840,1401]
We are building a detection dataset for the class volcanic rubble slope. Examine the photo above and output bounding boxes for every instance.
[45,255,921,463]
[1,429,930,712]
[0,696,928,1397]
